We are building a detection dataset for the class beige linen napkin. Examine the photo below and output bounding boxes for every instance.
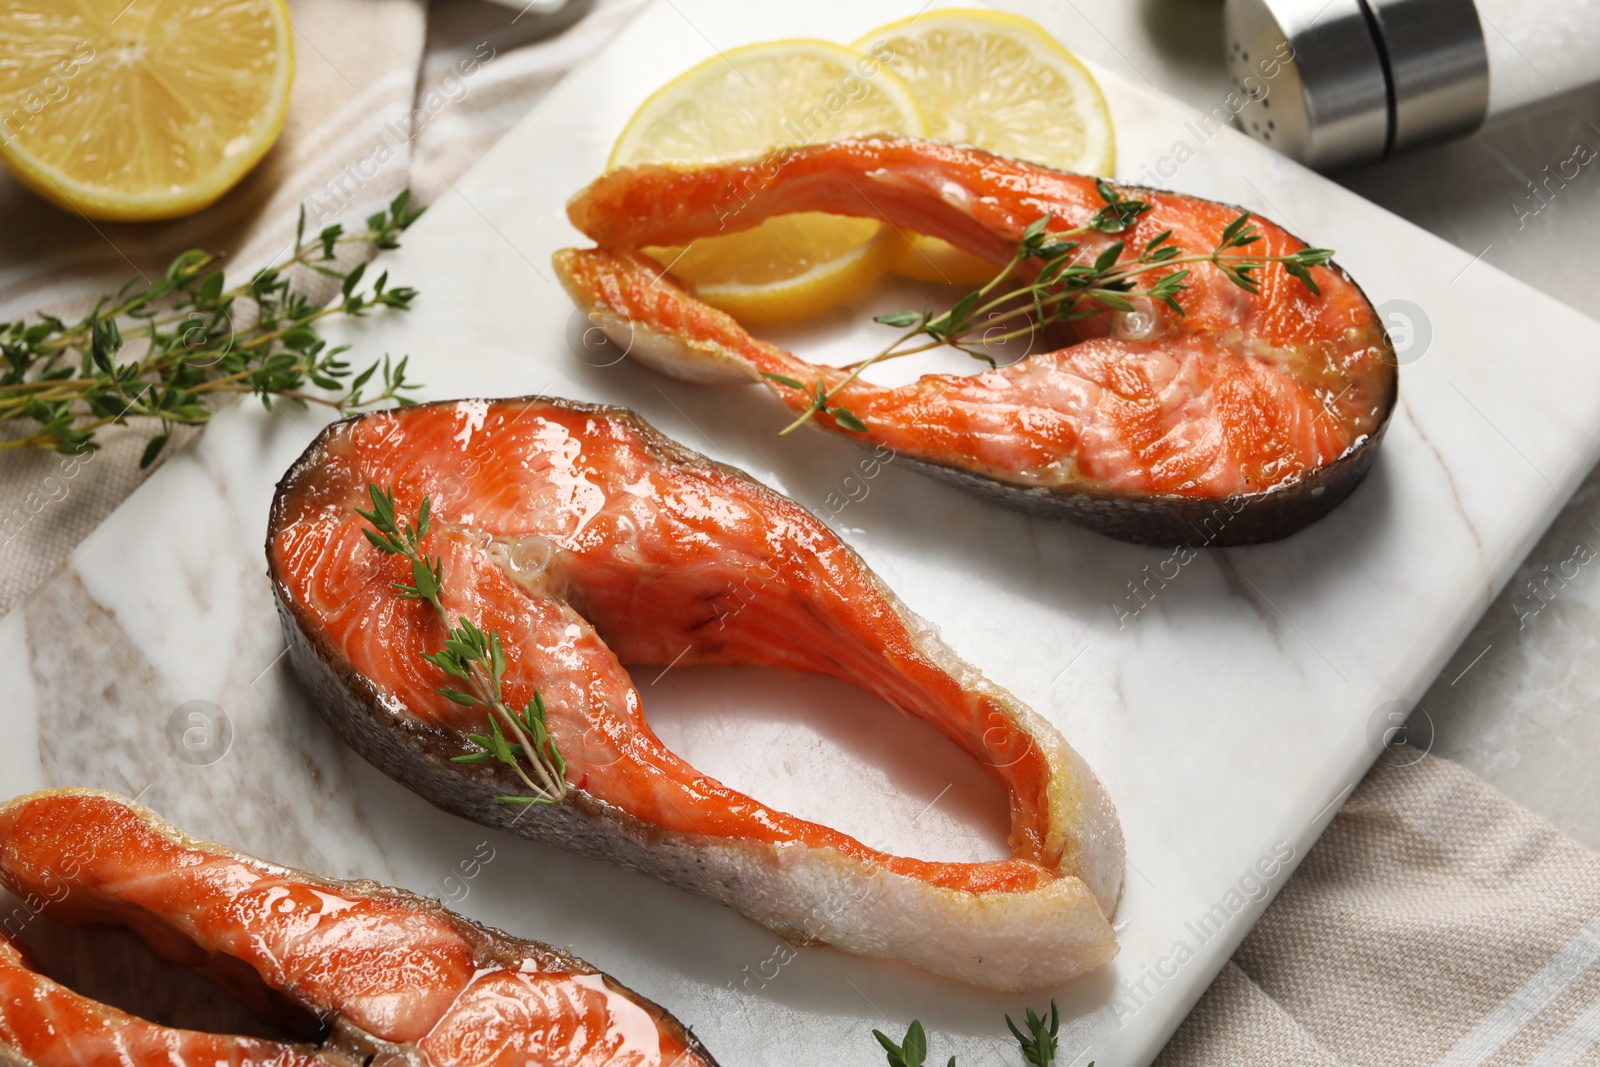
[1160,753,1600,1066]
[2,3,1598,1064]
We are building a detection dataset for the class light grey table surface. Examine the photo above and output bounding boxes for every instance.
[1009,0,1600,850]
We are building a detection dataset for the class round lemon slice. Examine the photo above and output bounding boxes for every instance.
[0,0,294,222]
[854,10,1115,284]
[610,39,925,324]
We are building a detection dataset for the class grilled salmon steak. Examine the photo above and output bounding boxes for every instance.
[267,397,1123,992]
[0,788,717,1066]
[555,136,1397,545]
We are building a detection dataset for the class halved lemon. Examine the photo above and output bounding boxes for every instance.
[0,0,295,222]
[610,39,925,324]
[854,10,1115,284]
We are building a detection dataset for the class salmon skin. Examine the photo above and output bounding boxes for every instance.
[555,137,1398,546]
[267,396,1124,992]
[0,789,717,1067]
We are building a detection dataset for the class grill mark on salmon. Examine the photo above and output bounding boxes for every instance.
[0,789,717,1067]
[267,396,1123,992]
[555,136,1398,545]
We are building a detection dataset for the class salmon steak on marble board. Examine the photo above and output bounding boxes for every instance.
[0,788,718,1067]
[555,136,1398,546]
[266,396,1123,992]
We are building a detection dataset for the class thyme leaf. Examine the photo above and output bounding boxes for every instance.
[1006,1000,1061,1066]
[873,1021,935,1067]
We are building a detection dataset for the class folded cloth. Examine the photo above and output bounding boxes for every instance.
[1159,753,1600,1066]
[410,0,648,206]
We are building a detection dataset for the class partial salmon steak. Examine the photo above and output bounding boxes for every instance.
[555,137,1398,545]
[0,788,717,1066]
[267,396,1123,992]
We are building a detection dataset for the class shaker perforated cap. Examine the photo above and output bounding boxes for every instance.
[1224,0,1490,170]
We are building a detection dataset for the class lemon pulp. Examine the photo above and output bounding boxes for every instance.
[855,10,1115,284]
[0,0,295,221]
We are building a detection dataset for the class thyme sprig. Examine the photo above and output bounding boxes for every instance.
[871,1002,1082,1067]
[0,191,427,465]
[1006,1000,1061,1066]
[357,484,569,806]
[773,180,1335,435]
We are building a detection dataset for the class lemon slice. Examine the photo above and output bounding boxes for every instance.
[647,213,909,325]
[0,0,294,222]
[854,10,1115,284]
[610,39,925,324]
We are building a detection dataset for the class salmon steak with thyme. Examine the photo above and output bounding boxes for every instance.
[554,136,1398,545]
[0,788,718,1067]
[267,396,1123,992]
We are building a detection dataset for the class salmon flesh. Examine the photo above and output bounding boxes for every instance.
[0,788,719,1066]
[555,137,1398,545]
[267,396,1123,992]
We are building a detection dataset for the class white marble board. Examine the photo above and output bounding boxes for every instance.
[4,1,1600,1064]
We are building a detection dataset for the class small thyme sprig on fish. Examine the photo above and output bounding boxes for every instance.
[0,191,426,465]
[772,180,1336,435]
[357,483,569,806]
[1007,1000,1061,1066]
